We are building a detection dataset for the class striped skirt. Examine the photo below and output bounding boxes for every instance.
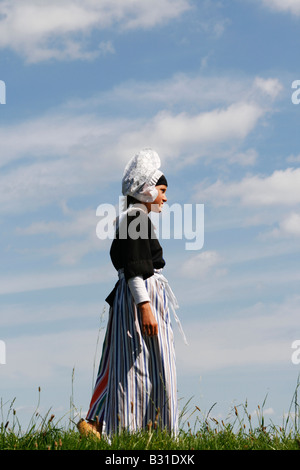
[86,269,178,436]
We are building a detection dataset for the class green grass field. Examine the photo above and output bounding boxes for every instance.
[1,425,300,451]
[1,383,300,451]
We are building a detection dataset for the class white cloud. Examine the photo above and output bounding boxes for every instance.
[0,0,191,62]
[20,206,97,238]
[287,153,300,163]
[152,102,263,147]
[253,77,283,100]
[0,265,113,296]
[2,75,262,167]
[115,102,265,167]
[172,246,300,308]
[17,206,103,265]
[228,149,258,166]
[16,200,120,265]
[196,168,300,207]
[77,74,281,114]
[0,73,282,215]
[280,212,300,236]
[2,328,99,383]
[265,212,300,239]
[181,251,223,279]
[0,300,107,328]
[0,112,125,169]
[262,0,300,16]
[0,103,266,213]
[0,112,133,212]
[176,295,300,374]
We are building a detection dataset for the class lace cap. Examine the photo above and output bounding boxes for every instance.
[122,148,163,202]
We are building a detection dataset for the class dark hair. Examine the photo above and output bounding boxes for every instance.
[156,174,168,187]
[125,195,139,208]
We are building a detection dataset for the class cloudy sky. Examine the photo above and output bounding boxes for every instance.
[1,0,300,430]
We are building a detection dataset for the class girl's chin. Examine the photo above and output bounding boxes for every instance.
[149,203,163,213]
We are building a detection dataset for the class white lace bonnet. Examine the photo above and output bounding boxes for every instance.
[122,148,163,203]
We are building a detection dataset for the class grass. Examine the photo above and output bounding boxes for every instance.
[1,377,300,450]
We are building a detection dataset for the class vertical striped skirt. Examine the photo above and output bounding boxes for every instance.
[86,270,178,436]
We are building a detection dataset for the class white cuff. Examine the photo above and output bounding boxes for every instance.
[128,275,150,305]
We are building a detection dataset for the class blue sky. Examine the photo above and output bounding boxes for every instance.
[1,0,300,431]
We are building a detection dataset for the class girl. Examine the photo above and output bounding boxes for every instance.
[78,148,185,438]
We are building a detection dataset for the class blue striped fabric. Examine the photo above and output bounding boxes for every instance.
[86,270,178,436]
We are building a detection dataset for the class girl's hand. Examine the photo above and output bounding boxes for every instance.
[138,302,158,337]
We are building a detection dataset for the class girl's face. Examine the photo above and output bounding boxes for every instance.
[145,185,167,213]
